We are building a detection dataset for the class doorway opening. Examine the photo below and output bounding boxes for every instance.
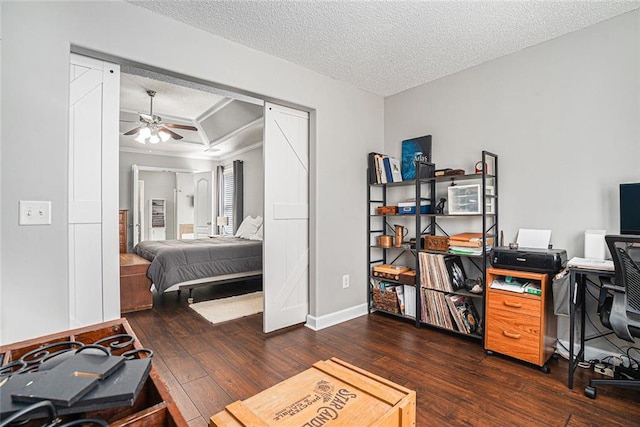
[71,49,311,333]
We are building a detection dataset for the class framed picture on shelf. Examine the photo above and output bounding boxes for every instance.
[401,135,432,180]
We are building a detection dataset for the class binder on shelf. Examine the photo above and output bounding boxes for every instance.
[383,157,393,183]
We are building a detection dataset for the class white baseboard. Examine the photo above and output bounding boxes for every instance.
[305,303,368,331]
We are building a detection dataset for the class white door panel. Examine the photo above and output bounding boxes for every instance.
[68,53,120,328]
[193,171,213,238]
[264,103,309,333]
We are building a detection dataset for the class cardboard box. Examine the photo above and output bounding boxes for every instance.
[210,358,416,427]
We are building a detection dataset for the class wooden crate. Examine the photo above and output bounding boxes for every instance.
[423,236,449,252]
[210,357,415,427]
[0,318,187,427]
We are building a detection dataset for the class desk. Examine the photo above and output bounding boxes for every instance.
[567,266,615,389]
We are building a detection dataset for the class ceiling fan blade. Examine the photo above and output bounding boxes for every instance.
[123,126,142,136]
[160,126,184,140]
[163,123,198,131]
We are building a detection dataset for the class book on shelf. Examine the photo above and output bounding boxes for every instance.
[383,157,393,184]
[389,157,403,182]
[449,232,494,248]
[395,285,405,315]
[376,155,388,183]
[367,152,380,184]
[401,135,432,180]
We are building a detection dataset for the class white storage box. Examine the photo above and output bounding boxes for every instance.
[448,184,494,215]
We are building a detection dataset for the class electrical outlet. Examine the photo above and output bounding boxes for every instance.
[342,274,350,288]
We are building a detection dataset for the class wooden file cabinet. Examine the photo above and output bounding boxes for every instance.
[120,253,153,313]
[485,268,557,370]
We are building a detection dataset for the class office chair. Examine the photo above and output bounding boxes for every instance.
[584,234,640,399]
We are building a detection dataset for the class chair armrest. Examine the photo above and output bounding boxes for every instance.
[601,277,625,293]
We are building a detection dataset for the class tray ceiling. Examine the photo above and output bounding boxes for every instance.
[119,72,264,159]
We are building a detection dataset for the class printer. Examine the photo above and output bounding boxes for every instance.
[490,247,567,274]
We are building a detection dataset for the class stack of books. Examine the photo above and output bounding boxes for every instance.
[368,152,403,184]
[448,232,493,255]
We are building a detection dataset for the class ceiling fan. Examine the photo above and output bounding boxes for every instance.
[122,90,198,144]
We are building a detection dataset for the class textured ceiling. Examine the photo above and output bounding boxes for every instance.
[130,0,640,96]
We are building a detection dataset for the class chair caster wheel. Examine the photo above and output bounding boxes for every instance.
[584,386,596,399]
[486,350,494,356]
[540,364,550,374]
[187,297,194,304]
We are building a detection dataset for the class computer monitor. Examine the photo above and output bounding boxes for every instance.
[620,183,640,235]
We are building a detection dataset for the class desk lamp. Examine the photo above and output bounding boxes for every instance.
[217,216,228,235]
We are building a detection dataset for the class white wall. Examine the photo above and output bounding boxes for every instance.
[385,11,640,358]
[119,151,216,211]
[1,1,382,343]
[385,11,639,256]
[119,151,216,248]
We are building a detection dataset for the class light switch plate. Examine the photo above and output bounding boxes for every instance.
[19,201,51,225]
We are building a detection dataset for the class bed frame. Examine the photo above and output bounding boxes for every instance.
[172,270,263,303]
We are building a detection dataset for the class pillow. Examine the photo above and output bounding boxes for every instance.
[247,224,263,241]
[235,216,258,238]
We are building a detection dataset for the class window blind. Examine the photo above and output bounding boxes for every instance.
[222,166,234,234]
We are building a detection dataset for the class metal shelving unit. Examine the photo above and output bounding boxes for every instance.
[367,150,499,341]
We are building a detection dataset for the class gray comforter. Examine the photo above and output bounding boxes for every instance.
[133,237,262,293]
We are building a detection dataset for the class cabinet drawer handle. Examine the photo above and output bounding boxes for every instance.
[503,331,521,339]
[503,300,522,308]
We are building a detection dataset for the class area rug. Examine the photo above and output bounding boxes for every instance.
[189,291,263,325]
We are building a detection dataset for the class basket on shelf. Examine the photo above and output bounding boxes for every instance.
[424,235,449,252]
[372,286,400,313]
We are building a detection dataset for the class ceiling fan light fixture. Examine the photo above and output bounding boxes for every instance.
[139,127,151,139]
[134,133,146,144]
[149,133,160,144]
[158,130,170,142]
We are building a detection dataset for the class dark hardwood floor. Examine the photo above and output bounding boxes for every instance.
[125,282,640,426]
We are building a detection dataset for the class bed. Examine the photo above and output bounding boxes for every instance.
[132,236,263,302]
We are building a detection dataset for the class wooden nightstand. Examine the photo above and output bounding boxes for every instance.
[485,268,557,371]
[120,253,153,314]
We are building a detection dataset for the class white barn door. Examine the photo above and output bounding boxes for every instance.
[263,103,309,333]
[68,54,120,327]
